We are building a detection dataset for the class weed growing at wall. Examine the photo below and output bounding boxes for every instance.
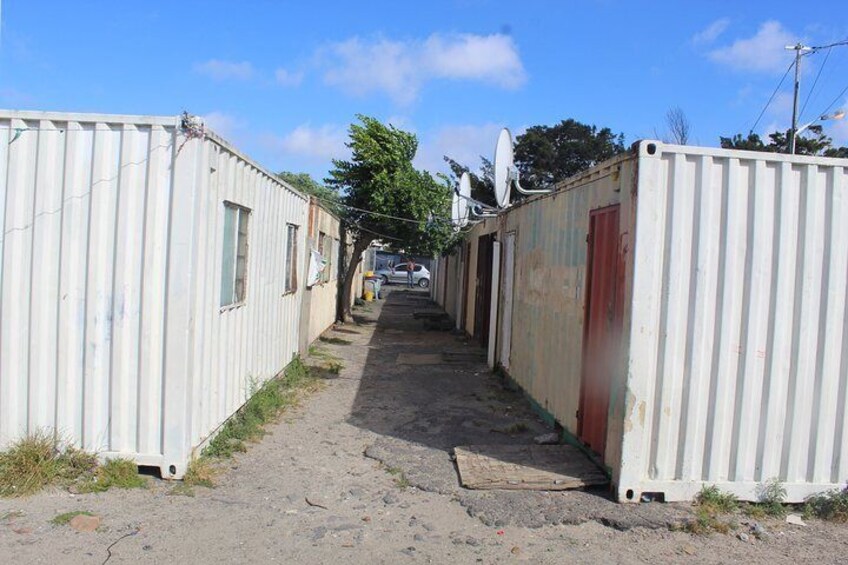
[672,485,739,535]
[76,458,148,493]
[805,485,848,522]
[0,432,97,497]
[203,357,319,459]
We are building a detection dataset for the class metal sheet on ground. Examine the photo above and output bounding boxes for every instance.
[454,445,609,490]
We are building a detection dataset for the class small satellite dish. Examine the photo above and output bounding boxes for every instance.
[459,172,471,226]
[492,128,552,207]
[493,129,514,208]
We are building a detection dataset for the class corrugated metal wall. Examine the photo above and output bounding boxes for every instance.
[0,113,180,466]
[181,132,308,473]
[437,140,848,502]
[0,111,309,477]
[501,158,632,445]
[620,143,848,502]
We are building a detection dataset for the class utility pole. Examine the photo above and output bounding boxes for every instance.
[786,43,812,154]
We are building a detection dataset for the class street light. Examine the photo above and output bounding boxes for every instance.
[795,110,846,136]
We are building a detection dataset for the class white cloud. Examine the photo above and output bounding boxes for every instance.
[708,21,798,73]
[202,112,246,140]
[320,33,526,105]
[262,124,348,161]
[692,18,730,46]
[415,123,506,174]
[422,34,525,88]
[275,68,304,87]
[193,59,255,81]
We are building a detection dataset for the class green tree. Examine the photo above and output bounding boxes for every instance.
[326,115,456,321]
[720,126,848,156]
[514,119,626,192]
[442,155,496,207]
[276,171,340,210]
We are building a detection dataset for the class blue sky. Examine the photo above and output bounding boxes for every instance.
[2,1,847,180]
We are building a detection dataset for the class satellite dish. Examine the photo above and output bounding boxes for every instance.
[459,172,471,226]
[493,129,514,208]
[450,188,462,229]
[492,128,553,207]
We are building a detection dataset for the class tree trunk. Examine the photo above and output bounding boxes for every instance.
[338,236,371,323]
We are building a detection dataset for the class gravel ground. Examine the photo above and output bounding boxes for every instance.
[1,287,846,564]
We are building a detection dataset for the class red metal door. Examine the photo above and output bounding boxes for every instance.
[578,205,623,459]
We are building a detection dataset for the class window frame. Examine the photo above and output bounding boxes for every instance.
[220,201,251,310]
[284,223,299,295]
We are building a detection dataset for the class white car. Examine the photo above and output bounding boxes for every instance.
[375,263,430,288]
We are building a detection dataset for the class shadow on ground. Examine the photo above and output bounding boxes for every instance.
[336,286,693,530]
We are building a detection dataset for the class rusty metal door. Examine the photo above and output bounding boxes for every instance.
[578,205,623,459]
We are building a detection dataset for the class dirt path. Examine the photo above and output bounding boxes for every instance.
[1,287,846,564]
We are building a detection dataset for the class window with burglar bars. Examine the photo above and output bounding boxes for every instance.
[285,224,299,293]
[221,202,250,308]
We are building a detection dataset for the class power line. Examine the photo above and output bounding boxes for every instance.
[309,193,452,227]
[354,224,405,242]
[749,59,796,134]
[799,47,831,122]
[818,83,848,117]
[810,38,848,51]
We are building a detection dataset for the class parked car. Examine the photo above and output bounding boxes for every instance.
[375,263,430,288]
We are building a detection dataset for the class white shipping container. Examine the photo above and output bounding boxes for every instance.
[621,142,848,502]
[436,140,848,502]
[0,110,309,478]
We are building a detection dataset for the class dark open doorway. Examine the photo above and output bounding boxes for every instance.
[474,233,495,346]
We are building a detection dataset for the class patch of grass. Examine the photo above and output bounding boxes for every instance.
[319,336,352,345]
[50,510,94,526]
[307,345,344,377]
[171,456,218,496]
[674,485,739,535]
[742,504,767,520]
[183,457,217,488]
[77,458,147,493]
[804,485,848,522]
[754,477,788,518]
[0,432,98,497]
[696,485,738,514]
[203,357,318,459]
[308,345,338,361]
[677,509,735,535]
[385,466,410,489]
